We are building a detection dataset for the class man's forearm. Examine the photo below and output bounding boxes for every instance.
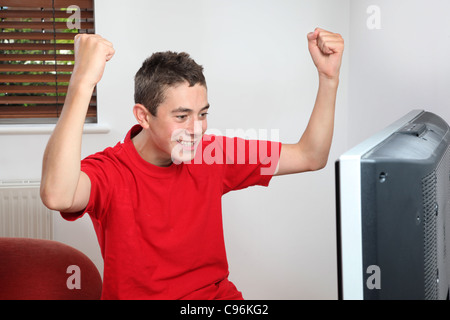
[297,75,339,169]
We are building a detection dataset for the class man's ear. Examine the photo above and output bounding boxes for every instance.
[133,104,151,129]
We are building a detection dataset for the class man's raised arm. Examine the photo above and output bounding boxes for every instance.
[40,34,115,212]
[275,28,344,175]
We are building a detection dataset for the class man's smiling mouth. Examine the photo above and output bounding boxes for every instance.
[176,138,200,150]
[177,138,195,146]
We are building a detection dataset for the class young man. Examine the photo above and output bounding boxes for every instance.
[40,28,344,299]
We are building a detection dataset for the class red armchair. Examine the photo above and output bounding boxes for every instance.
[0,237,102,300]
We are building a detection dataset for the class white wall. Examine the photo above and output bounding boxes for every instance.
[1,0,351,300]
[348,0,450,147]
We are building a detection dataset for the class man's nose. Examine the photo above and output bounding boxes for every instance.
[185,118,203,136]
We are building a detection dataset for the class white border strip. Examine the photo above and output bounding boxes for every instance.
[338,109,424,299]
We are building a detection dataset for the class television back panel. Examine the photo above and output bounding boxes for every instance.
[336,110,450,300]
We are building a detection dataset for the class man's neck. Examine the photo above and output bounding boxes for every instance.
[131,129,173,167]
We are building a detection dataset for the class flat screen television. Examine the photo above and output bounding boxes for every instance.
[335,109,450,300]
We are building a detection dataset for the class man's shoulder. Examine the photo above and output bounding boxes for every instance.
[81,137,130,177]
[82,125,137,163]
[83,139,125,160]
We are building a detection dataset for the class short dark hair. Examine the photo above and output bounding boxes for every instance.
[134,51,207,116]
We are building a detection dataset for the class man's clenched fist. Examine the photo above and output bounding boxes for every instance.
[71,34,115,89]
[307,28,344,81]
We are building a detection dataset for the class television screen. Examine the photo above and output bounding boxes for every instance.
[335,109,450,300]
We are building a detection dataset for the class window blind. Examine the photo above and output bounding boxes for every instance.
[0,0,96,124]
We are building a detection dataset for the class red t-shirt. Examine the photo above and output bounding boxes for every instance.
[61,125,281,300]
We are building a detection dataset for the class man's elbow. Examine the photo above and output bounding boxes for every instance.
[40,187,73,212]
[295,143,330,172]
[308,157,328,171]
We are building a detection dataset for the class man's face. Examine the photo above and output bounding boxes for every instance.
[147,82,209,165]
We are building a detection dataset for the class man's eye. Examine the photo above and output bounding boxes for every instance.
[176,115,187,120]
[200,112,209,118]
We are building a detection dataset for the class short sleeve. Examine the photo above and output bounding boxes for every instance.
[217,136,281,194]
[60,150,114,222]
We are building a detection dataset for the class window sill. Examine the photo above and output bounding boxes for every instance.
[0,123,111,135]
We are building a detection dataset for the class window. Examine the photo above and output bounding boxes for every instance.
[0,0,96,124]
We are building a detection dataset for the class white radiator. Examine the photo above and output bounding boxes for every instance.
[0,180,53,240]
